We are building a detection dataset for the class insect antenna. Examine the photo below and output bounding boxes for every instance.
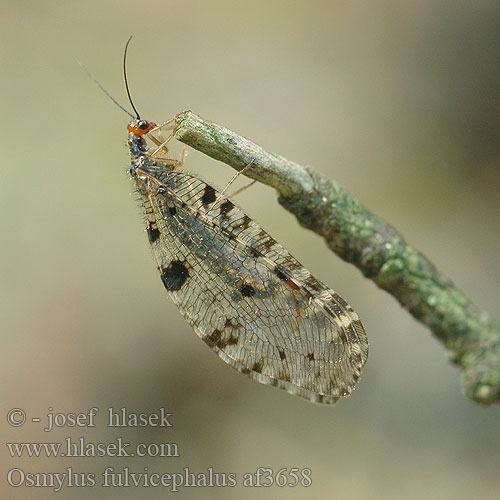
[123,36,141,119]
[78,59,135,119]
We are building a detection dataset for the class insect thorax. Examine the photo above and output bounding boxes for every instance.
[128,133,174,180]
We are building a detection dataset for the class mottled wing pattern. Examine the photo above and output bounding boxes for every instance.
[133,164,368,404]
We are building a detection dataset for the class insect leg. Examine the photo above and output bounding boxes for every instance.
[207,159,255,213]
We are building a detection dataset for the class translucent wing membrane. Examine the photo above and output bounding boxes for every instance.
[128,132,368,404]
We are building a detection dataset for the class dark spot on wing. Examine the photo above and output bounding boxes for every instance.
[252,359,264,373]
[278,348,286,361]
[204,329,222,348]
[262,237,276,251]
[274,264,290,281]
[240,283,256,297]
[241,215,251,229]
[227,334,238,345]
[206,328,234,350]
[204,326,239,349]
[307,352,315,361]
[147,222,160,243]
[160,260,189,291]
[168,206,177,216]
[241,367,251,375]
[274,264,300,290]
[201,185,216,206]
[220,200,234,215]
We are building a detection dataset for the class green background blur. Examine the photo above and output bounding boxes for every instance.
[2,1,499,499]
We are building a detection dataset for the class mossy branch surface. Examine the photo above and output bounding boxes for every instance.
[173,110,500,406]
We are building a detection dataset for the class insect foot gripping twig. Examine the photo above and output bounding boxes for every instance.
[172,110,500,407]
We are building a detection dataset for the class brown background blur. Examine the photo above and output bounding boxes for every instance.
[2,1,499,499]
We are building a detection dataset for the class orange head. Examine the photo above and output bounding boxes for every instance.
[127,119,156,136]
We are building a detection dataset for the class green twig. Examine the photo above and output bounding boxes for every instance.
[173,110,500,406]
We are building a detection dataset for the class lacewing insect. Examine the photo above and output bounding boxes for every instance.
[81,37,368,403]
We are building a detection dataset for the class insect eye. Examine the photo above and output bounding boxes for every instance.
[127,119,156,136]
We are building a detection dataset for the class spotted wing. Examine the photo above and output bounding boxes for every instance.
[135,170,368,404]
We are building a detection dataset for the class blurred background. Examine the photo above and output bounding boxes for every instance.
[1,1,499,498]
